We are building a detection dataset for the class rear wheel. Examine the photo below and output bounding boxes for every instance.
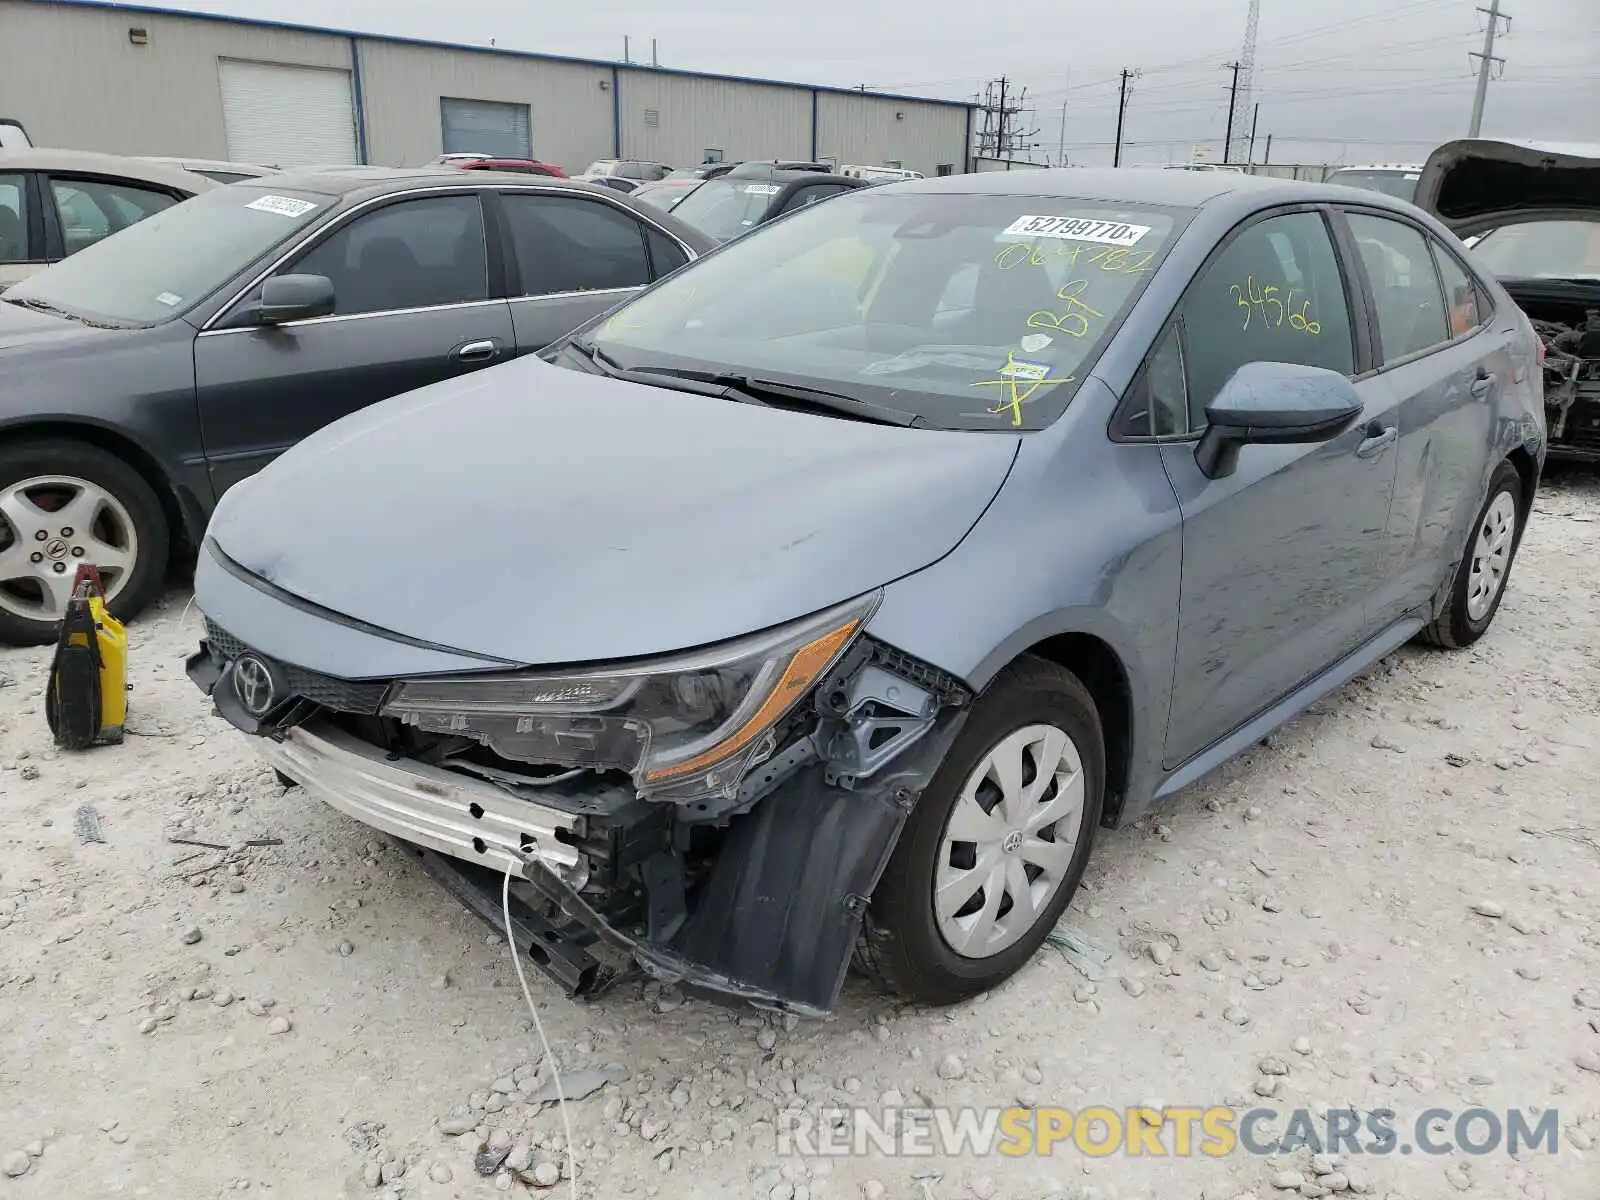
[1421,460,1523,649]
[0,440,170,645]
[855,657,1104,1005]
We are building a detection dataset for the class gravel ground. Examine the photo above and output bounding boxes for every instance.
[1,467,1597,1200]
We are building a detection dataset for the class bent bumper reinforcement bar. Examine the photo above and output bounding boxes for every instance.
[257,721,585,875]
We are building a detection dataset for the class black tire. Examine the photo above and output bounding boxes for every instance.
[855,656,1105,1005]
[0,439,170,646]
[1420,460,1523,649]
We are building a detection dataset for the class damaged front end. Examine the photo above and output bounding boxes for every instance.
[1530,306,1600,461]
[188,595,971,1015]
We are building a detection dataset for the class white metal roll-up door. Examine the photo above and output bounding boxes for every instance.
[440,98,532,159]
[219,60,357,169]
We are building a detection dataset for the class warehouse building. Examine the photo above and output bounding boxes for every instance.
[0,0,974,177]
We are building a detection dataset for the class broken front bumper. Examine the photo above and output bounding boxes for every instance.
[189,632,967,1015]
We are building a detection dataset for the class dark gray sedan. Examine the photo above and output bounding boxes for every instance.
[0,167,711,643]
[188,168,1546,1015]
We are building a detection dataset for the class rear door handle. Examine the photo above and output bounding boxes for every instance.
[1355,423,1398,458]
[453,339,500,364]
[1470,367,1496,398]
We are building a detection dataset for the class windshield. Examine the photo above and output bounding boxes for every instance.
[579,191,1185,431]
[5,185,331,325]
[669,177,788,241]
[1470,219,1600,281]
[1326,169,1420,202]
[633,182,696,212]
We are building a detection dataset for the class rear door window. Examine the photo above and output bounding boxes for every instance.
[289,194,489,317]
[501,193,652,295]
[0,173,29,262]
[49,177,179,256]
[1431,240,1486,337]
[1345,212,1450,364]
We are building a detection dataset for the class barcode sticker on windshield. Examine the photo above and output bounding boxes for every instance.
[244,194,318,219]
[999,357,1052,381]
[1000,215,1151,246]
[741,183,781,196]
[154,292,182,307]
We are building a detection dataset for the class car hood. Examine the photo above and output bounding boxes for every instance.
[1416,139,1600,237]
[206,358,1021,667]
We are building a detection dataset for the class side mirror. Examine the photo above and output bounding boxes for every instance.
[1195,361,1363,480]
[255,273,335,325]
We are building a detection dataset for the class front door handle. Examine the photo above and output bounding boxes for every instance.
[453,339,500,364]
[1355,423,1398,459]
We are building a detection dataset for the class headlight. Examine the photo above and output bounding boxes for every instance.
[382,593,878,802]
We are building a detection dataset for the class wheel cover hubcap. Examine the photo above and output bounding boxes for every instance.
[0,475,138,622]
[934,722,1085,960]
[1466,490,1516,622]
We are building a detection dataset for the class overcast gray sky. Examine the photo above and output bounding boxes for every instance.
[174,0,1598,165]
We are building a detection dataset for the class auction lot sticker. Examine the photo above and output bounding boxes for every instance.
[1000,215,1150,246]
[245,195,319,219]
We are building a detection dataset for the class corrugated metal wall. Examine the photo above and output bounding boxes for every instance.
[358,41,613,169]
[815,93,968,177]
[0,0,349,158]
[0,0,972,176]
[615,72,811,166]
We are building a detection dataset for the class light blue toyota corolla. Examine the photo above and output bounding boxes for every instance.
[188,168,1545,1015]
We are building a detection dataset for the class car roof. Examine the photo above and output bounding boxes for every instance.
[0,147,220,191]
[140,156,277,176]
[880,166,1350,208]
[233,166,719,252]
[722,168,863,187]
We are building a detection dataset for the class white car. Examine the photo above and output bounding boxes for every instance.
[0,148,217,288]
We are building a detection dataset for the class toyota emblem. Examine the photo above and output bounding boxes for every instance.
[232,654,278,717]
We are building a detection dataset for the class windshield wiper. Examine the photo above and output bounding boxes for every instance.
[559,340,774,404]
[561,342,919,426]
[700,375,922,426]
[5,296,77,320]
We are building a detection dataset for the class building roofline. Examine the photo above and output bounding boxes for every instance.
[14,0,976,111]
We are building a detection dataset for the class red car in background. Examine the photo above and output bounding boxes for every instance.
[434,153,567,178]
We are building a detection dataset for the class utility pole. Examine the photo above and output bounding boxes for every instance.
[1222,61,1242,165]
[1469,0,1510,136]
[1113,68,1136,167]
[996,77,1009,164]
[1263,133,1272,165]
[1246,101,1260,166]
[1056,96,1069,166]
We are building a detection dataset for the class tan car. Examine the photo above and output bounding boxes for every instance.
[0,149,216,289]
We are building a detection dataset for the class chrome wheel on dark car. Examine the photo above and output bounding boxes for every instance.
[0,440,169,645]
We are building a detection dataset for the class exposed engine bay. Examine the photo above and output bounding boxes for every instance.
[1514,291,1600,461]
[190,620,973,1015]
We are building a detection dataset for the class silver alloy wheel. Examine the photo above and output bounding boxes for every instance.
[935,723,1085,959]
[1465,490,1517,622]
[0,475,138,621]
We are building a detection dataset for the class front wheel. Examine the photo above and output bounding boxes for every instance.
[0,440,170,646]
[1421,460,1523,649]
[855,657,1105,1005]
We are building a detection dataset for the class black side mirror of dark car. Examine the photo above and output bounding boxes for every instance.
[1195,361,1364,480]
[255,274,336,325]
